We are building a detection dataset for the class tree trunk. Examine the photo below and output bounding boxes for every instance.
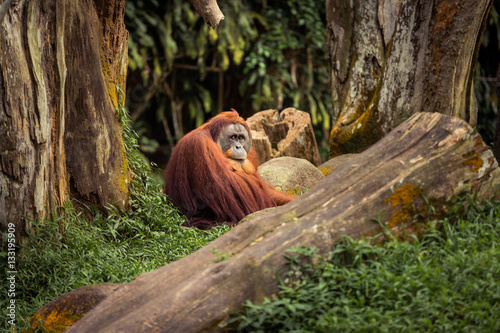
[327,0,492,158]
[68,112,500,332]
[492,62,500,162]
[0,0,130,241]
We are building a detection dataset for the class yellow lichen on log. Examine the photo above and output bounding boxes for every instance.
[462,151,484,173]
[320,167,332,176]
[384,183,422,229]
[28,302,84,333]
[27,284,119,333]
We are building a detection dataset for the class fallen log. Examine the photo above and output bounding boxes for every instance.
[68,112,500,332]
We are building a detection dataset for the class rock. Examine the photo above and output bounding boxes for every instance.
[247,108,322,166]
[27,283,120,332]
[258,157,324,193]
[318,153,358,176]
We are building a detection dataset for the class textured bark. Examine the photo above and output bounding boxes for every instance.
[247,109,322,166]
[189,0,224,28]
[0,0,130,240]
[0,0,14,22]
[327,0,493,157]
[68,113,500,332]
[492,63,500,162]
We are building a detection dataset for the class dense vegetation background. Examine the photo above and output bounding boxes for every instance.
[475,1,500,144]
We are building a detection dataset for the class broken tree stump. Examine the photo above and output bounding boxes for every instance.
[247,108,322,166]
[68,112,500,332]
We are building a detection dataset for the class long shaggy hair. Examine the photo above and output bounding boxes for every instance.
[163,110,294,229]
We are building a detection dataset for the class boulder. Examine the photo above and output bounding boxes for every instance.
[258,157,324,193]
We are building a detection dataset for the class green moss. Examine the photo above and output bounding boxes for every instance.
[115,140,130,196]
[329,34,396,158]
[329,67,386,157]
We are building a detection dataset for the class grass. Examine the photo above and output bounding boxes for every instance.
[0,166,230,331]
[230,200,500,332]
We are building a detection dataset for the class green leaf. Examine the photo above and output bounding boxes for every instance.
[307,93,318,125]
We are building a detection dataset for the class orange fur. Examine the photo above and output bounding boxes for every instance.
[163,110,295,230]
[225,148,256,174]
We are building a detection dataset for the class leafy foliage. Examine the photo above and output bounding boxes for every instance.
[2,95,499,332]
[231,201,500,332]
[125,0,331,158]
[125,0,260,133]
[240,1,330,132]
[475,1,500,145]
[3,200,229,330]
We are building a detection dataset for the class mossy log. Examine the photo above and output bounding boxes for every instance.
[69,113,500,332]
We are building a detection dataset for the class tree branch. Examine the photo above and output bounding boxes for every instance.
[189,0,224,28]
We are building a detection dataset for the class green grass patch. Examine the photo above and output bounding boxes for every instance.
[231,201,500,332]
[1,179,229,331]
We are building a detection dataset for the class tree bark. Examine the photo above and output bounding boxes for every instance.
[492,63,500,162]
[188,0,224,28]
[0,0,14,22]
[68,112,500,332]
[327,0,492,158]
[0,0,130,241]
